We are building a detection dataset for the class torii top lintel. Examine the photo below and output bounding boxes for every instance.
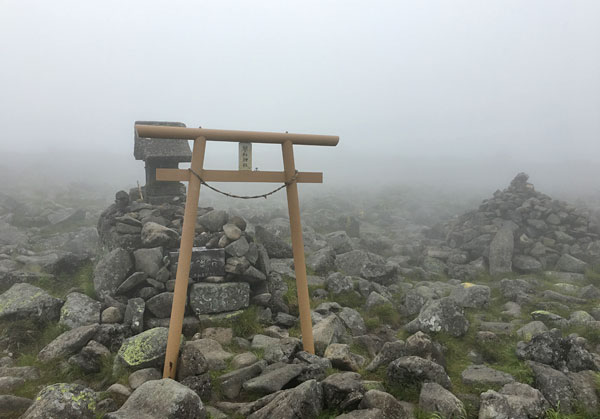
[135,124,339,147]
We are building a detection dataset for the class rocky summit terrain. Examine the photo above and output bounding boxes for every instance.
[0,174,600,419]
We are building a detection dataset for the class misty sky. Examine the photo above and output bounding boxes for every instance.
[1,1,599,195]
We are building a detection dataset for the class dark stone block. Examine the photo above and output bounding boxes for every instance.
[169,247,226,279]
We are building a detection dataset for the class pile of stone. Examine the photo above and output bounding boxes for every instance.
[94,190,289,335]
[428,173,600,278]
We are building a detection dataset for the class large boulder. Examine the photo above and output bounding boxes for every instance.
[449,283,490,308]
[105,378,205,419]
[141,222,179,248]
[405,297,469,337]
[387,356,451,389]
[37,323,100,362]
[198,210,229,233]
[254,225,293,258]
[479,382,550,419]
[133,247,163,278]
[59,292,101,329]
[247,379,323,419]
[116,327,171,370]
[0,283,62,322]
[243,364,304,395]
[358,390,411,419]
[93,248,133,299]
[556,254,588,273]
[419,382,465,418]
[21,383,97,419]
[527,361,575,412]
[189,282,249,315]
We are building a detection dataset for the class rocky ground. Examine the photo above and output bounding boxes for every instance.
[0,174,599,419]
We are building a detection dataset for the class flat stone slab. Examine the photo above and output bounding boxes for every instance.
[189,282,249,315]
[0,283,63,322]
[461,365,514,387]
[169,247,225,279]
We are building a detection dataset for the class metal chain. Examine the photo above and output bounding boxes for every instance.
[188,168,298,199]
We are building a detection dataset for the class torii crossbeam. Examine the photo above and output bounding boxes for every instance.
[135,124,339,379]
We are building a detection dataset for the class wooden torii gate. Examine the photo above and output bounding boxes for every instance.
[135,124,339,379]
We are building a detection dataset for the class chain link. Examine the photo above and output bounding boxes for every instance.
[188,168,298,199]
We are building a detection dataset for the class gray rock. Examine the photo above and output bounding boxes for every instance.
[326,272,354,295]
[93,248,133,299]
[187,338,233,370]
[567,370,599,414]
[146,292,174,318]
[102,306,124,323]
[461,364,514,387]
[324,343,365,372]
[263,337,302,364]
[516,321,548,341]
[527,361,574,412]
[218,361,265,399]
[231,352,259,369]
[223,223,242,240]
[105,378,205,419]
[254,225,293,258]
[0,283,62,322]
[198,209,229,233]
[449,283,490,308]
[116,272,148,295]
[38,323,100,362]
[116,327,170,370]
[419,382,465,418]
[489,226,514,275]
[0,366,40,381]
[189,282,249,315]
[0,395,32,417]
[335,409,381,419]
[556,254,588,273]
[0,376,25,393]
[225,236,250,257]
[335,250,385,276]
[338,307,367,336]
[68,340,111,373]
[59,292,101,329]
[307,247,336,274]
[247,379,323,419]
[177,342,209,380]
[365,291,392,311]
[358,389,410,419]
[141,222,179,248]
[387,356,451,389]
[513,255,543,273]
[313,314,347,356]
[479,382,549,419]
[124,297,145,333]
[325,231,354,254]
[21,383,97,419]
[243,363,304,394]
[322,372,365,410]
[180,373,212,402]
[499,277,535,302]
[366,340,406,372]
[128,368,161,390]
[133,247,163,278]
[405,297,469,337]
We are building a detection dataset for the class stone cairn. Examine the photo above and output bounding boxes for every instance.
[443,173,600,276]
[95,190,284,335]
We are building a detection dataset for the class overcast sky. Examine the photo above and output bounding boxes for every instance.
[1,1,599,196]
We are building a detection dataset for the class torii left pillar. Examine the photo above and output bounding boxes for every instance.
[162,136,206,378]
